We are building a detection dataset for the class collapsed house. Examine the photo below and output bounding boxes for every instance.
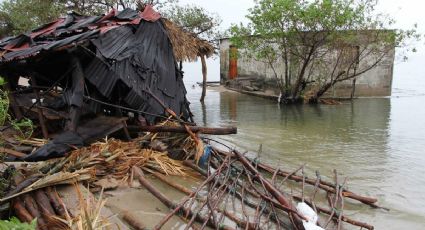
[0,6,214,160]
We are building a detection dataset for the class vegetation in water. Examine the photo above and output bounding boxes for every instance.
[229,0,422,103]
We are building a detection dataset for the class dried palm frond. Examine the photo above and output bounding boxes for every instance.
[74,188,111,230]
[162,18,214,62]
[46,186,112,230]
[37,138,192,183]
[19,138,48,147]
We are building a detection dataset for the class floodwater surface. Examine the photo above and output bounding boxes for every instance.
[185,84,425,229]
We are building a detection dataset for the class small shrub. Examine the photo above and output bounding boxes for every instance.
[10,118,34,140]
[0,77,9,126]
[0,217,36,230]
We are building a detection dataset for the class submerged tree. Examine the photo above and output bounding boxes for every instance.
[230,0,421,103]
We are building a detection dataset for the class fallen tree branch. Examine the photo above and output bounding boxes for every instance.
[129,125,237,135]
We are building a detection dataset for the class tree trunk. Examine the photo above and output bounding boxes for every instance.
[291,46,315,100]
[350,78,357,99]
[200,55,207,102]
[308,82,333,104]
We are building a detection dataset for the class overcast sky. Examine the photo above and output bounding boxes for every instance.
[1,0,423,91]
[180,0,425,93]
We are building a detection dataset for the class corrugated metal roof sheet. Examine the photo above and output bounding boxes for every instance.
[0,6,160,62]
[0,6,192,124]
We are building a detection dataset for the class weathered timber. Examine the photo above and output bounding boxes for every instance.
[34,190,55,216]
[0,147,27,158]
[12,198,33,223]
[22,194,48,230]
[3,175,43,201]
[257,162,378,206]
[128,125,237,135]
[292,195,374,230]
[233,150,306,230]
[122,211,148,230]
[133,166,233,230]
[45,187,67,217]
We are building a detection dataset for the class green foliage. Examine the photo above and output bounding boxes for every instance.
[0,76,33,139]
[0,0,64,35]
[0,217,36,230]
[0,77,9,126]
[10,118,33,140]
[164,3,222,42]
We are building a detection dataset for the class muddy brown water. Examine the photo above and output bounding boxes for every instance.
[184,85,425,229]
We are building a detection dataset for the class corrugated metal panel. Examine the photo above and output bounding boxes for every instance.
[116,8,139,20]
[91,26,134,60]
[0,7,191,123]
[84,58,118,97]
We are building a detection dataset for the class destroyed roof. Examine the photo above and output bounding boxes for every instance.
[0,6,214,62]
[0,5,202,127]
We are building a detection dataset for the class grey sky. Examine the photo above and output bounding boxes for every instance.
[0,0,423,90]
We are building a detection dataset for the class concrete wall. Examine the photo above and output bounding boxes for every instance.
[219,35,395,98]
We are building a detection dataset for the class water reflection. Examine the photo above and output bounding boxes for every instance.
[186,86,425,229]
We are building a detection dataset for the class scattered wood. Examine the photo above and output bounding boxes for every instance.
[0,119,379,230]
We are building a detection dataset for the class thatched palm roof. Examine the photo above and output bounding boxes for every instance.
[162,18,214,62]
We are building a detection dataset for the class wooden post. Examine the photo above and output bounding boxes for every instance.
[228,45,238,80]
[200,55,207,102]
[30,76,49,139]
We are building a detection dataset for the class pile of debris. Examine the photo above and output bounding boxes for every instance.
[0,119,381,230]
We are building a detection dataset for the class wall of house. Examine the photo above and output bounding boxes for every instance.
[219,37,395,98]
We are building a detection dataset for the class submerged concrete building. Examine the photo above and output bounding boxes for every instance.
[219,32,395,99]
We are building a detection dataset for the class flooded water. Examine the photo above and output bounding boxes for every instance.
[184,83,425,229]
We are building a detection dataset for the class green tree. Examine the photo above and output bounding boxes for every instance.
[164,4,221,44]
[230,0,421,103]
[0,0,63,36]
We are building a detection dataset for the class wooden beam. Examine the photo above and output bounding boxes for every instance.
[0,147,27,158]
[128,125,237,135]
[30,76,49,139]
